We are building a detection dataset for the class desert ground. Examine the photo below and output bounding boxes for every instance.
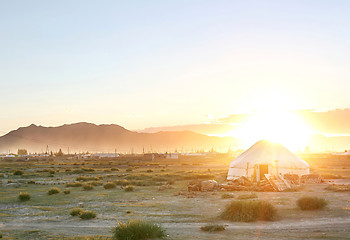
[0,154,349,239]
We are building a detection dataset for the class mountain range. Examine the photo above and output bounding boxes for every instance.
[0,122,237,154]
[0,122,349,154]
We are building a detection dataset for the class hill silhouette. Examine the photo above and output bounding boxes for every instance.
[0,122,237,154]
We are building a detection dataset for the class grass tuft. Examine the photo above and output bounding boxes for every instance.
[200,224,225,232]
[48,187,60,195]
[237,193,258,200]
[70,208,83,216]
[13,170,24,175]
[113,220,166,240]
[79,210,97,220]
[104,182,116,189]
[297,196,328,210]
[124,186,135,192]
[221,193,235,199]
[18,192,31,201]
[221,200,277,222]
[83,184,94,191]
[64,189,71,194]
[66,182,83,187]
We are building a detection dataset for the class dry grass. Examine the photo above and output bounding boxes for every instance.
[297,196,328,210]
[221,200,277,222]
[200,224,225,232]
[113,220,165,240]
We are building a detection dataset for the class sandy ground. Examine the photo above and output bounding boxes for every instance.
[0,160,349,239]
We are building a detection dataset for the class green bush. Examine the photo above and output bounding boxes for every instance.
[27,180,35,184]
[13,170,24,175]
[221,193,235,199]
[66,182,83,187]
[124,186,135,192]
[18,192,31,201]
[297,196,328,210]
[79,210,97,220]
[113,220,166,240]
[104,182,116,189]
[200,224,225,232]
[83,184,94,191]
[48,187,61,195]
[70,208,83,216]
[237,193,258,200]
[221,200,277,222]
[64,189,71,194]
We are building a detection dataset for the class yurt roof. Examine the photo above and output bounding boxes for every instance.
[229,140,309,169]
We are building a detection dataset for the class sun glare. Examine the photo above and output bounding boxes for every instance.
[231,111,313,151]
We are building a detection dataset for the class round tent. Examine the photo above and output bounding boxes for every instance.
[227,140,309,181]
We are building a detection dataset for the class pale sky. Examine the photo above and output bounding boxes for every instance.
[1,0,350,134]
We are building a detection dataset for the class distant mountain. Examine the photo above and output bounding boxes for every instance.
[0,122,238,154]
[139,123,234,135]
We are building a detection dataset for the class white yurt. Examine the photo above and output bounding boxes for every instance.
[227,140,309,181]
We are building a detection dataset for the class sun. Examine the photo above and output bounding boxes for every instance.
[231,110,313,151]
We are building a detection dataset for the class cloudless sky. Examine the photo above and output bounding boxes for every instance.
[1,0,350,133]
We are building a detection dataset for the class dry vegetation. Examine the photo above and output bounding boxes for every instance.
[0,154,349,239]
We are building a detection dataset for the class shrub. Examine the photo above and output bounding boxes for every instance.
[79,210,97,220]
[48,187,60,195]
[83,184,94,191]
[13,170,23,175]
[66,182,83,187]
[114,180,130,186]
[18,192,31,201]
[146,169,153,173]
[200,224,225,232]
[221,193,235,199]
[27,180,35,184]
[237,193,258,200]
[64,190,71,194]
[49,170,55,174]
[297,196,328,210]
[71,169,84,174]
[89,181,103,186]
[104,182,116,189]
[70,208,83,216]
[113,220,165,240]
[124,186,135,192]
[82,167,95,172]
[111,168,119,171]
[126,168,133,172]
[76,176,99,181]
[221,200,277,222]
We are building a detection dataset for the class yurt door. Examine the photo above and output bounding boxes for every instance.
[258,164,269,181]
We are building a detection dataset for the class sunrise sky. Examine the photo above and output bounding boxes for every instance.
[1,1,350,151]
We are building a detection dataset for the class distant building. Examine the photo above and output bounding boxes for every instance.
[166,153,179,159]
[143,153,166,161]
[91,153,119,159]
